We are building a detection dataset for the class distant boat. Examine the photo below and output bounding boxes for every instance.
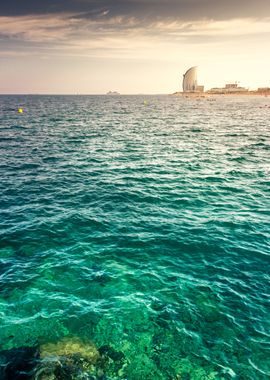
[106,91,120,95]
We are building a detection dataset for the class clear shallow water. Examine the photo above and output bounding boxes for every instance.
[0,95,269,379]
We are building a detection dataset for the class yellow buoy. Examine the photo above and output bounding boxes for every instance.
[18,108,23,113]
[144,100,148,106]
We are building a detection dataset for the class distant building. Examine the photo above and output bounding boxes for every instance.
[257,87,270,93]
[196,85,205,93]
[183,67,197,92]
[208,83,248,94]
[182,66,204,92]
[225,83,238,89]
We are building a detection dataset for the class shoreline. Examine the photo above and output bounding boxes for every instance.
[172,91,270,97]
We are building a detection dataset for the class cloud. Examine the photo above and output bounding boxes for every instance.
[0,2,269,93]
[0,12,269,62]
[0,14,76,42]
[1,0,270,21]
[0,1,269,62]
[1,0,270,51]
[1,13,270,42]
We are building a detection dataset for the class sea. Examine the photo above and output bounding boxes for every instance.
[0,95,269,380]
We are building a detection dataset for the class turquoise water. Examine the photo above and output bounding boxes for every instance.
[0,95,269,379]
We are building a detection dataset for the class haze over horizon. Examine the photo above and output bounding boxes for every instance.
[0,0,269,94]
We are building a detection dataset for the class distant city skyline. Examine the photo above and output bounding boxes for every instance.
[0,0,270,94]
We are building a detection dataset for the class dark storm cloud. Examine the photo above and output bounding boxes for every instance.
[1,0,270,20]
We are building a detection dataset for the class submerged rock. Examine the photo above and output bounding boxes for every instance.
[40,337,100,363]
[34,337,100,380]
[98,344,126,375]
[0,346,39,380]
[99,345,124,363]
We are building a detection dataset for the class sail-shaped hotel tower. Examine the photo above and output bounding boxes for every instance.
[182,66,198,92]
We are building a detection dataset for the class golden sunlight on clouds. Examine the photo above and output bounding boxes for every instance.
[0,11,269,93]
[0,14,78,41]
[1,15,270,43]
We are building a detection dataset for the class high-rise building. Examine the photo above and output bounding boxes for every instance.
[182,66,198,92]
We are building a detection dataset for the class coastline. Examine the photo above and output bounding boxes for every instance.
[172,91,270,97]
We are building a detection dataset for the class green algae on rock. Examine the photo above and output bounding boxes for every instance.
[40,336,100,362]
[35,337,100,379]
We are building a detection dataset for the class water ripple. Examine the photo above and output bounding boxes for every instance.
[0,95,269,379]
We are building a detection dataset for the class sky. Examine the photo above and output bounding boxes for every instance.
[0,0,269,94]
